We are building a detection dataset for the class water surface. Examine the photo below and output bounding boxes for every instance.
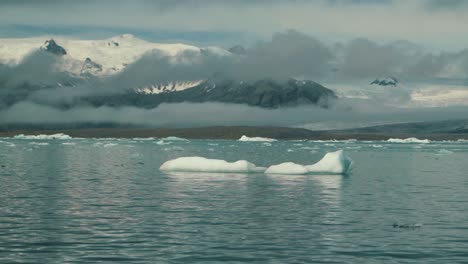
[1,138,468,263]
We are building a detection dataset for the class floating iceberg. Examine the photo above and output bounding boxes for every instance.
[161,150,352,175]
[238,135,277,142]
[306,150,353,174]
[14,133,72,140]
[266,150,353,175]
[387,138,430,144]
[160,157,266,173]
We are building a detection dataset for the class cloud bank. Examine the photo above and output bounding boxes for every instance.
[0,30,468,129]
[0,0,467,49]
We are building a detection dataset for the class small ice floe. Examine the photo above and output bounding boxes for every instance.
[208,143,219,146]
[266,150,353,175]
[132,137,155,141]
[163,146,184,152]
[1,142,16,147]
[301,146,318,150]
[437,149,454,155]
[387,138,430,144]
[371,144,384,148]
[14,133,72,140]
[29,142,49,146]
[103,143,117,148]
[238,135,277,142]
[162,136,189,141]
[155,140,171,145]
[393,223,423,229]
[62,142,76,146]
[287,149,294,152]
[345,146,362,150]
[262,143,272,146]
[160,157,266,173]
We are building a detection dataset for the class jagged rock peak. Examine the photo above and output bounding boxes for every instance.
[371,77,398,86]
[42,39,67,55]
[228,45,246,55]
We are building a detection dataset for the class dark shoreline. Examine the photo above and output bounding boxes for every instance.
[1,126,468,140]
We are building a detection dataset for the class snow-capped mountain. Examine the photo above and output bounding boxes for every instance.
[0,34,231,76]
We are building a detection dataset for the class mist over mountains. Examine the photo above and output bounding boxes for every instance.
[0,31,468,129]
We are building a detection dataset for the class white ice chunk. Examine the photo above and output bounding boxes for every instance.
[306,150,353,174]
[266,150,353,175]
[387,137,430,143]
[160,156,266,173]
[265,162,309,175]
[238,135,277,142]
[14,133,72,140]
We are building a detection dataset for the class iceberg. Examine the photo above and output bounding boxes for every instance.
[161,150,353,175]
[387,137,430,144]
[14,133,72,140]
[239,135,277,142]
[266,150,353,175]
[160,157,266,173]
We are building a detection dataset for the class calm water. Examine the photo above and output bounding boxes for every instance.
[1,138,468,263]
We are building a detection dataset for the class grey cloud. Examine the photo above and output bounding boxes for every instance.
[425,0,468,9]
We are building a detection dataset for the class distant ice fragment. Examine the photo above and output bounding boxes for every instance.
[162,136,189,141]
[437,149,454,155]
[160,157,266,173]
[387,137,430,143]
[238,135,277,142]
[14,133,72,140]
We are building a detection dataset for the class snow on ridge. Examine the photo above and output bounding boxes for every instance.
[135,80,204,94]
[0,35,229,76]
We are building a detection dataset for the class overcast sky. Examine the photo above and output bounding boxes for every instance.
[0,0,467,50]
